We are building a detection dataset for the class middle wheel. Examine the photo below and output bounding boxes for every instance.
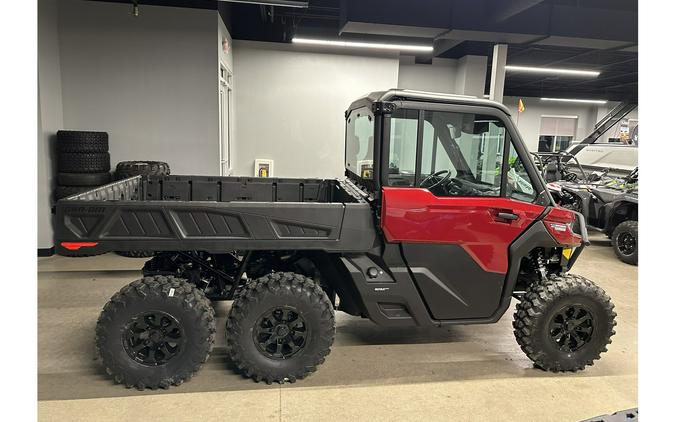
[226,272,335,384]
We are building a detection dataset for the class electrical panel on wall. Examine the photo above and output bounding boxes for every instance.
[357,160,373,179]
[254,159,274,178]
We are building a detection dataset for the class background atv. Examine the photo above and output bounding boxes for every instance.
[548,168,638,265]
[532,151,590,183]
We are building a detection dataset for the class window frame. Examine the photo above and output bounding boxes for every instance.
[381,101,548,203]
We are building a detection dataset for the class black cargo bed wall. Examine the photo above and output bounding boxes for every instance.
[143,175,357,203]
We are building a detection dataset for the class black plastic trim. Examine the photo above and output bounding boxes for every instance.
[345,212,557,328]
[38,247,55,257]
[413,110,425,186]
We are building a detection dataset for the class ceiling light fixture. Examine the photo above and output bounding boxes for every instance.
[541,98,607,104]
[506,65,600,77]
[220,0,309,8]
[292,37,433,53]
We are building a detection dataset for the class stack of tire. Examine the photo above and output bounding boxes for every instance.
[114,160,171,258]
[55,131,111,200]
[115,161,170,180]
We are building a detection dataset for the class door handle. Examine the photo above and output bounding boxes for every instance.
[496,212,519,221]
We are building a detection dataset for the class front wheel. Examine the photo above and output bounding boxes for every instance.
[226,272,335,384]
[513,274,616,372]
[612,220,638,265]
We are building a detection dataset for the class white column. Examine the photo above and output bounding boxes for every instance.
[454,55,488,97]
[489,44,508,103]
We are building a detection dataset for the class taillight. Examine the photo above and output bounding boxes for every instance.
[544,207,582,246]
[61,242,98,251]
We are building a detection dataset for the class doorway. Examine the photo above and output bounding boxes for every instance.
[219,64,233,176]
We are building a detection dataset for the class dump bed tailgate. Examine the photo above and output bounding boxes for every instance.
[55,176,377,256]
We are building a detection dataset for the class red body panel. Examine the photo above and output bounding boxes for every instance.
[381,188,546,274]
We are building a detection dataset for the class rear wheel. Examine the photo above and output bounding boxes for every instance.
[612,220,638,265]
[513,274,616,372]
[226,272,335,383]
[96,276,216,390]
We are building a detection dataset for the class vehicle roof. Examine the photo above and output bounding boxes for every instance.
[349,89,512,116]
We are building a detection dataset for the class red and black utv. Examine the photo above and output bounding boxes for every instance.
[55,89,616,389]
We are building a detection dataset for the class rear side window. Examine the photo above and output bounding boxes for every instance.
[345,107,374,179]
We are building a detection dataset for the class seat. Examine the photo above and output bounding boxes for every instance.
[545,162,562,182]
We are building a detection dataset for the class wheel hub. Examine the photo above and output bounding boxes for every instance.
[253,307,308,359]
[617,232,636,255]
[549,305,594,353]
[149,330,163,342]
[275,324,290,337]
[123,311,183,366]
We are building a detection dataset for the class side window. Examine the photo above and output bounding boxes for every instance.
[419,111,504,197]
[387,109,419,187]
[505,140,537,202]
[345,108,374,179]
[420,120,457,178]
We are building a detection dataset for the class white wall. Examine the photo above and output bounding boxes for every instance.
[38,0,64,249]
[398,56,457,93]
[397,55,487,97]
[232,41,399,179]
[57,0,220,175]
[503,96,600,151]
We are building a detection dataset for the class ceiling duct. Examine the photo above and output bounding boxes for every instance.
[219,0,308,8]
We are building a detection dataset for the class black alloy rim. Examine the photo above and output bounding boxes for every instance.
[617,232,636,255]
[549,305,594,353]
[253,307,308,359]
[123,311,183,366]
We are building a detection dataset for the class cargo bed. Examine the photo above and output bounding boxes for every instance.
[54,175,377,256]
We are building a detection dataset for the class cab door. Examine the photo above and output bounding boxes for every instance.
[381,107,546,320]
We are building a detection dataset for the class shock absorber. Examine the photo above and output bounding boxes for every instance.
[535,250,548,281]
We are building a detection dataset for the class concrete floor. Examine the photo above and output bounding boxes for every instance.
[38,233,637,421]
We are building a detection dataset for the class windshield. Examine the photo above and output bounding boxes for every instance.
[345,107,374,179]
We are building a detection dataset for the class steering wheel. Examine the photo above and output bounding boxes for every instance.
[420,170,452,190]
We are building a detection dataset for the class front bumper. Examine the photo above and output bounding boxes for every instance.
[567,210,590,269]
